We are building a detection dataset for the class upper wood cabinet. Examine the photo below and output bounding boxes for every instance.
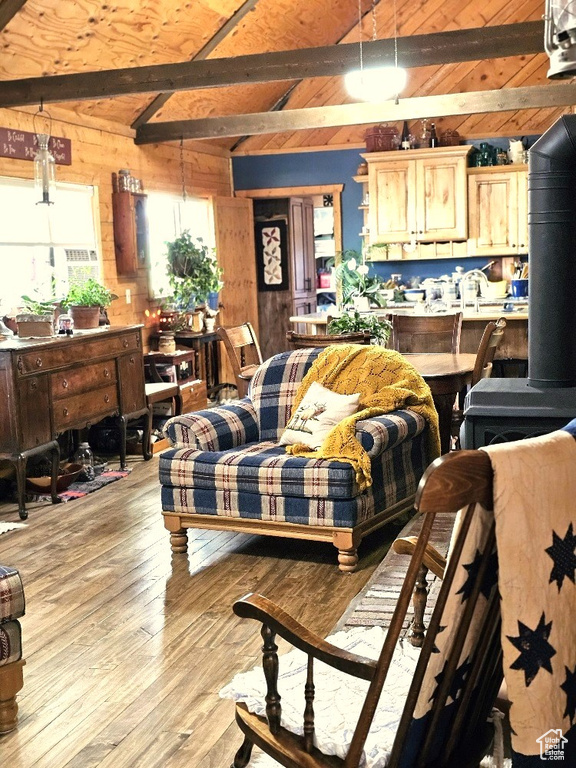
[467,166,528,256]
[112,190,149,276]
[364,146,471,245]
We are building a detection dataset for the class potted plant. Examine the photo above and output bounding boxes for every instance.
[335,250,387,310]
[328,310,392,346]
[17,294,58,337]
[165,230,223,331]
[63,279,117,329]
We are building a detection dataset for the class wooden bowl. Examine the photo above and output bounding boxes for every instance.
[26,463,83,493]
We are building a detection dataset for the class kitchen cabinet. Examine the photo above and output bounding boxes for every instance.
[467,166,528,256]
[362,146,471,246]
[0,326,149,518]
[112,190,149,275]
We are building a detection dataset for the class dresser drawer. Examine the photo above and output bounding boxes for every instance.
[53,385,119,431]
[16,330,141,376]
[51,361,117,400]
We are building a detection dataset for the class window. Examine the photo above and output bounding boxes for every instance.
[0,176,99,312]
[147,193,213,300]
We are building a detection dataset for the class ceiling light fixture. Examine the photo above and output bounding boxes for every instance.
[345,0,407,103]
[545,0,576,78]
[33,100,56,205]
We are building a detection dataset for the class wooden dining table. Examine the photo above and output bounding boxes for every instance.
[404,353,477,455]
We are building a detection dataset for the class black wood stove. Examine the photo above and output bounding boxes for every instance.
[462,115,576,448]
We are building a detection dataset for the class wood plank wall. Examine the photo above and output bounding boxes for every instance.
[0,107,232,347]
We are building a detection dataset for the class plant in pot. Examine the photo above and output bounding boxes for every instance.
[328,311,392,346]
[335,250,387,311]
[165,230,223,332]
[63,279,117,330]
[17,292,59,337]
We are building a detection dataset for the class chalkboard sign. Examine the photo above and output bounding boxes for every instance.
[0,128,72,165]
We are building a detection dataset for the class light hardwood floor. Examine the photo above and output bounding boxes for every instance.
[0,456,404,768]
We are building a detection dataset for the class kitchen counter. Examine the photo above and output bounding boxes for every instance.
[289,305,528,361]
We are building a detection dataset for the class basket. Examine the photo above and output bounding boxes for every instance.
[364,125,398,152]
[440,129,461,147]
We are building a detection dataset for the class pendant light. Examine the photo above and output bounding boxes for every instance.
[345,0,407,103]
[33,102,56,205]
[545,0,576,78]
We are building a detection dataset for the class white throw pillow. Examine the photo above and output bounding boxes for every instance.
[279,381,360,450]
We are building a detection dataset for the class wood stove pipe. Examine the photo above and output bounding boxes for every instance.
[529,115,576,388]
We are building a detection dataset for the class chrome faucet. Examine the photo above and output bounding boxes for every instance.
[459,270,490,311]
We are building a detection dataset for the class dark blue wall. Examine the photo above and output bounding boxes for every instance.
[232,141,534,285]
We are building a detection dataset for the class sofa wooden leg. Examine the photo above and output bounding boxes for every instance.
[0,660,25,734]
[333,531,359,572]
[337,548,358,572]
[164,515,188,554]
[170,529,188,554]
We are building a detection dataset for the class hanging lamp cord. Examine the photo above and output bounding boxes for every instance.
[180,137,187,203]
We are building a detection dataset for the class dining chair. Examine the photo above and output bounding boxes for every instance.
[223,449,503,768]
[217,323,263,398]
[451,317,506,449]
[286,329,371,348]
[388,311,463,354]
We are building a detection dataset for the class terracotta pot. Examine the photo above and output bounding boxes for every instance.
[69,305,101,329]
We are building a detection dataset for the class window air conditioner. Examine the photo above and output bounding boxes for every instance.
[63,248,100,289]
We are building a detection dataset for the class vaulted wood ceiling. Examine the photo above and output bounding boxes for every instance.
[0,0,570,154]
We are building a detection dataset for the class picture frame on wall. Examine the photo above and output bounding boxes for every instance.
[255,219,289,292]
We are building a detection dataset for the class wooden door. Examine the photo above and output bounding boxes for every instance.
[368,160,415,244]
[467,171,518,256]
[416,155,468,241]
[212,197,259,385]
[289,198,315,298]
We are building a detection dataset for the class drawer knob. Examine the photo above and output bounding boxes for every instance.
[104,368,110,378]
[36,357,43,368]
[104,394,110,403]
[129,356,135,365]
[123,339,129,348]
[30,381,37,391]
[62,379,68,389]
[63,407,69,417]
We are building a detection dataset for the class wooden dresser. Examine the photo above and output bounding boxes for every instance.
[0,325,149,518]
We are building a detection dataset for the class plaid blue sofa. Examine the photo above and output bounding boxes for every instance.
[159,348,432,571]
[0,564,25,734]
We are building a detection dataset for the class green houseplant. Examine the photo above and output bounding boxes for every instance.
[165,231,223,311]
[63,279,117,329]
[335,250,387,309]
[328,310,392,346]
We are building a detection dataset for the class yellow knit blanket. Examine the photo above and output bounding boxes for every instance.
[285,345,440,490]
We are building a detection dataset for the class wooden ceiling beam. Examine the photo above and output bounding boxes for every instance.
[134,83,576,144]
[0,21,544,108]
[0,0,27,32]
[131,0,260,130]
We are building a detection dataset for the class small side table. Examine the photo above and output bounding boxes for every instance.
[144,350,198,386]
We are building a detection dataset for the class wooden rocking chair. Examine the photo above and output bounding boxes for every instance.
[226,449,501,768]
